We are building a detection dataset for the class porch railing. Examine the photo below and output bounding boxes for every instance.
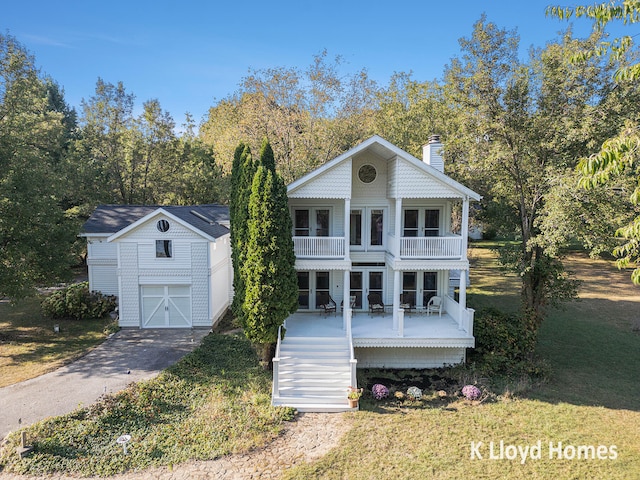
[272,324,283,400]
[346,308,357,389]
[400,235,462,258]
[293,236,345,258]
[444,295,474,334]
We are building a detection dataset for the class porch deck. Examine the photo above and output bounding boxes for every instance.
[284,310,474,348]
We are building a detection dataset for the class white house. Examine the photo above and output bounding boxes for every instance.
[271,135,481,412]
[80,205,232,329]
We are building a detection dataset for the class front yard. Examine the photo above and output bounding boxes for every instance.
[281,246,640,479]
[1,244,639,478]
[0,296,114,387]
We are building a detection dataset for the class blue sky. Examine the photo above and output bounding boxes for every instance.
[3,1,616,126]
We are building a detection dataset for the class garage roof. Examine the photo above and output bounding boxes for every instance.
[80,204,230,239]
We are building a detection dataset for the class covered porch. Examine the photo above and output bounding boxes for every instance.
[283,297,474,347]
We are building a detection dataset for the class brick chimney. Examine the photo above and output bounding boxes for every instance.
[422,134,444,172]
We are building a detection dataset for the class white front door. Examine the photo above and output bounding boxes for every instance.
[141,285,192,328]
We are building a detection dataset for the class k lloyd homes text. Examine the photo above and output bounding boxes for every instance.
[470,440,618,464]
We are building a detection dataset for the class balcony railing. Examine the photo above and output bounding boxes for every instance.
[400,235,462,259]
[293,236,345,258]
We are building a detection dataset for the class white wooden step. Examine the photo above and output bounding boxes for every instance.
[273,333,355,412]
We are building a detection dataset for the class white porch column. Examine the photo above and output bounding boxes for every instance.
[344,197,351,261]
[461,196,469,260]
[459,268,467,331]
[343,269,350,331]
[343,197,351,331]
[394,197,402,258]
[392,269,400,331]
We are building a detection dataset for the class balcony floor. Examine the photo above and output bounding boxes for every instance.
[284,311,474,347]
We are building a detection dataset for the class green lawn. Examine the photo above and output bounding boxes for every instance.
[0,333,295,476]
[283,245,640,479]
[0,296,114,387]
[2,244,639,478]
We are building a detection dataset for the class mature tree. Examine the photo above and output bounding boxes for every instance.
[133,99,177,204]
[201,51,378,183]
[442,17,625,330]
[230,144,256,320]
[79,79,136,203]
[0,34,76,297]
[164,134,227,205]
[373,73,450,156]
[77,82,227,207]
[242,164,298,362]
[549,1,640,283]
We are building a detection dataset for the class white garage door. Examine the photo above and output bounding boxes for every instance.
[141,285,192,328]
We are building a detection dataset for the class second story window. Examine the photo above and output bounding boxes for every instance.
[315,210,329,236]
[156,240,172,258]
[370,209,384,246]
[403,210,419,237]
[293,208,330,237]
[294,210,310,236]
[350,210,362,245]
[425,209,440,236]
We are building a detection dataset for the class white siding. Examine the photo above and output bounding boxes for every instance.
[89,265,118,296]
[209,234,232,325]
[118,243,140,327]
[86,237,118,295]
[355,347,466,368]
[289,159,352,198]
[352,154,389,204]
[191,242,210,327]
[122,214,205,241]
[137,240,192,270]
[396,161,462,199]
[87,239,117,259]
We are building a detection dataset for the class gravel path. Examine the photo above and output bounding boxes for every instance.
[0,412,353,479]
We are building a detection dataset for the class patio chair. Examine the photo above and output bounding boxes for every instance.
[426,296,442,317]
[341,296,357,315]
[367,293,385,316]
[318,294,337,316]
[399,293,415,316]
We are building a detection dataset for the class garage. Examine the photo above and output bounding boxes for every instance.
[141,285,192,328]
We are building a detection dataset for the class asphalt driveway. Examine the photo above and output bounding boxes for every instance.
[0,328,210,441]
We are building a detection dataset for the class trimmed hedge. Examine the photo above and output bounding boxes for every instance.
[41,282,116,320]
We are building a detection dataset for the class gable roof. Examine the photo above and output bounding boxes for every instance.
[287,135,481,201]
[80,204,229,240]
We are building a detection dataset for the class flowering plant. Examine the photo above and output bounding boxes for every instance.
[371,383,389,400]
[407,386,423,400]
[347,386,363,400]
[461,384,482,401]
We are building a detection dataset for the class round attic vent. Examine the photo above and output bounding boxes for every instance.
[156,219,170,232]
[358,164,377,184]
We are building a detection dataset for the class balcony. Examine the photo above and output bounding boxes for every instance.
[293,236,345,258]
[399,235,462,259]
